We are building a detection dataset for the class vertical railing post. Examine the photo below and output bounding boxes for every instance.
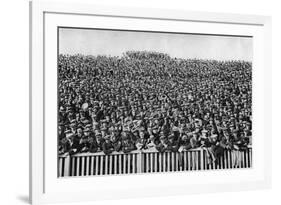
[137,151,143,173]
[200,149,204,170]
[64,155,70,177]
[58,157,62,177]
[196,150,198,170]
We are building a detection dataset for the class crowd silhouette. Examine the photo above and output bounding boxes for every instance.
[58,51,252,161]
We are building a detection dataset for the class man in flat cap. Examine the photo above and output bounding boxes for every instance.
[111,133,122,152]
[121,135,136,153]
[89,132,104,153]
[63,128,80,155]
[59,129,72,155]
[102,135,114,155]
[135,130,147,150]
[166,134,179,152]
[156,135,168,153]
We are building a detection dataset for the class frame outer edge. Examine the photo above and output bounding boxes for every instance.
[263,16,272,188]
[39,0,267,25]
[29,1,32,204]
[30,0,45,204]
[30,0,272,203]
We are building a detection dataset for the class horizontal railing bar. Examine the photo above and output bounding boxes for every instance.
[59,147,252,158]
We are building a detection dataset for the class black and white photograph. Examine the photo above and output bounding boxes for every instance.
[57,27,253,177]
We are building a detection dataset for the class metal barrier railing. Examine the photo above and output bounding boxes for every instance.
[58,148,252,177]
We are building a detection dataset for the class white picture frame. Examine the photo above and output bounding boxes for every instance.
[29,1,272,204]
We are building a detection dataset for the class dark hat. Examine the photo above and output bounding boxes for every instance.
[70,119,76,124]
[221,127,228,131]
[92,121,99,126]
[104,135,111,140]
[66,106,73,112]
[122,135,128,140]
[100,127,107,131]
[77,123,83,128]
[108,126,115,132]
[82,119,90,124]
[152,126,158,130]
[84,128,90,132]
[202,129,208,134]
[132,129,139,133]
[70,123,76,127]
[182,135,188,140]
[160,135,166,140]
[59,106,65,112]
[64,129,71,134]
[100,119,107,123]
[95,131,102,136]
[85,124,92,128]
[58,122,65,126]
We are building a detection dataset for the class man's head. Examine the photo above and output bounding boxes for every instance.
[65,129,73,140]
[182,134,188,141]
[160,135,166,144]
[96,132,102,141]
[84,128,90,136]
[104,135,111,142]
[77,128,83,136]
[139,131,145,139]
[168,134,174,143]
[122,135,129,142]
[133,129,139,137]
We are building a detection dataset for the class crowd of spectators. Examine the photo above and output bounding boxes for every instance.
[58,51,252,162]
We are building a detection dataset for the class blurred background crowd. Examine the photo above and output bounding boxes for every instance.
[58,51,252,161]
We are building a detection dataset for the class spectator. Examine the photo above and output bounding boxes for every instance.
[58,51,252,156]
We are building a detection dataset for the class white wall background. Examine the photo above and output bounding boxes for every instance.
[0,0,279,204]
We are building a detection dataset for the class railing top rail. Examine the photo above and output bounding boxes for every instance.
[59,146,252,158]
